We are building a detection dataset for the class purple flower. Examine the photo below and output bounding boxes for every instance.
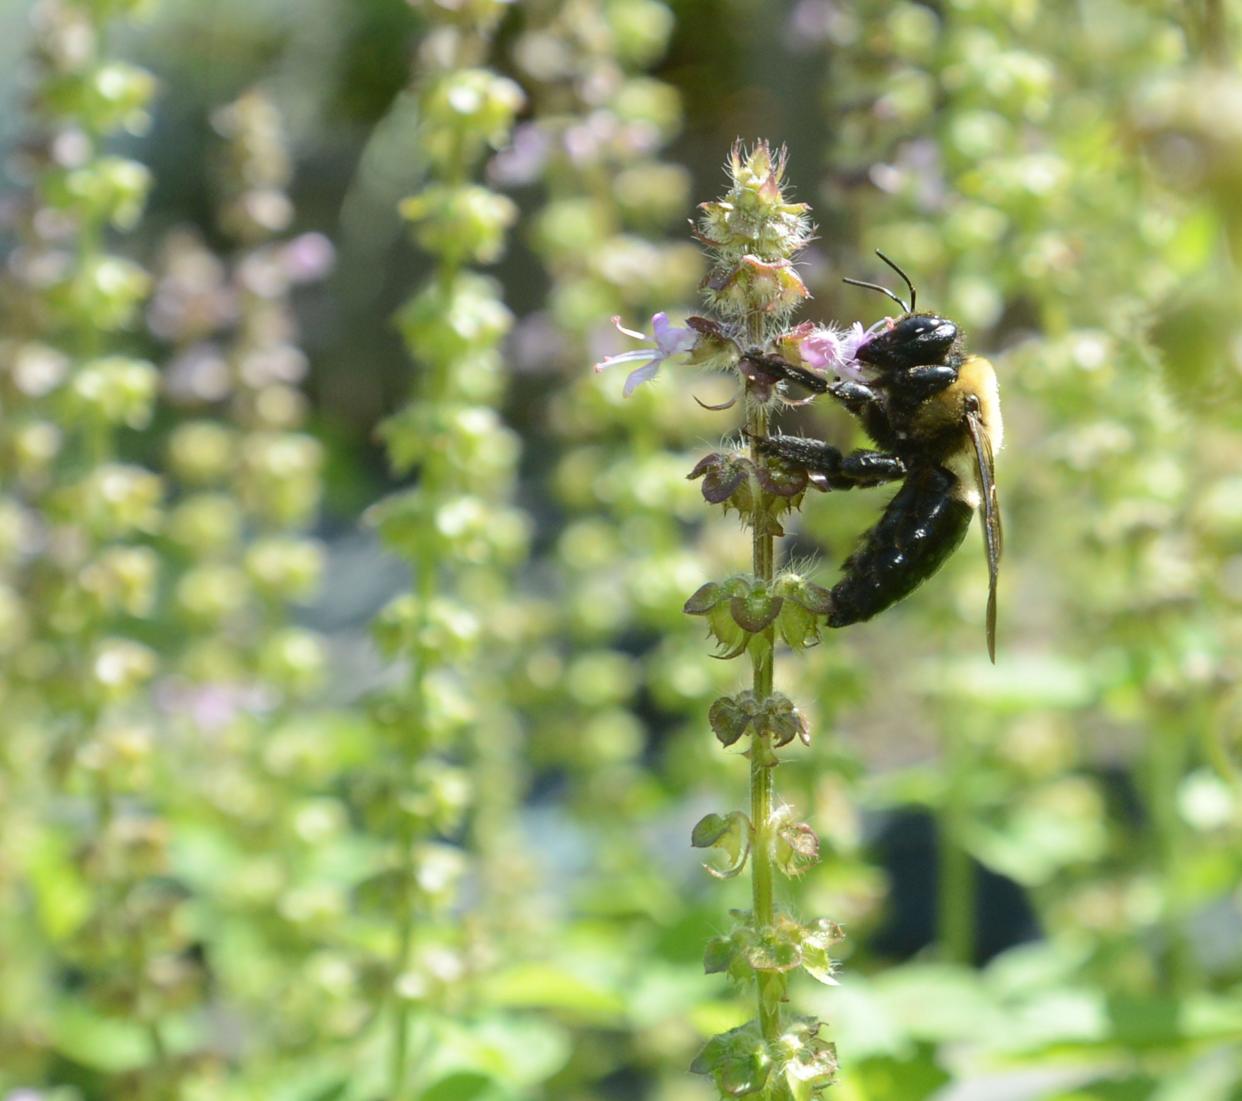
[594,312,697,396]
[797,319,890,382]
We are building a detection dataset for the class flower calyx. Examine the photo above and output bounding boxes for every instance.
[771,807,821,878]
[683,575,780,659]
[708,690,810,752]
[687,453,807,534]
[691,810,752,879]
[705,911,843,989]
[690,1014,838,1100]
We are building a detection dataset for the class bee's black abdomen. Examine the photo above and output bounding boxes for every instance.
[829,465,972,627]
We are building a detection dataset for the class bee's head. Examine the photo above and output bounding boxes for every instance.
[856,312,960,371]
[843,251,960,371]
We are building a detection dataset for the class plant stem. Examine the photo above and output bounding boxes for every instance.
[1147,710,1194,994]
[937,724,975,965]
[746,332,782,1043]
[390,110,468,1101]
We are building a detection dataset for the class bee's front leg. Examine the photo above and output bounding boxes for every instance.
[741,353,831,394]
[827,380,883,414]
[896,365,958,403]
[758,435,905,491]
[828,381,899,451]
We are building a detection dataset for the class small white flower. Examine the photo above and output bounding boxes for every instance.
[594,312,697,396]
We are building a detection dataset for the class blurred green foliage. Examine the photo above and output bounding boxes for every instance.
[0,1,1240,1100]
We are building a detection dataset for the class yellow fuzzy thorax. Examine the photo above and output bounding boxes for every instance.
[957,354,1003,452]
[909,354,1003,452]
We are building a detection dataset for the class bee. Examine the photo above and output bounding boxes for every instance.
[757,252,1004,660]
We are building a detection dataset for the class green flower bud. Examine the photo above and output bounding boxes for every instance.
[76,721,153,791]
[400,184,519,265]
[696,141,813,264]
[9,421,63,480]
[71,463,163,539]
[239,432,323,526]
[397,764,472,835]
[250,384,309,430]
[706,254,810,321]
[258,628,325,696]
[411,842,467,911]
[79,544,159,617]
[373,594,480,661]
[5,341,70,397]
[566,650,638,709]
[379,401,518,478]
[175,564,249,625]
[67,356,159,428]
[52,254,151,331]
[46,61,157,134]
[612,77,681,137]
[91,637,157,699]
[613,162,693,228]
[532,198,610,262]
[606,0,675,65]
[395,273,513,370]
[244,536,324,602]
[167,422,238,485]
[166,493,243,556]
[291,798,347,846]
[45,155,152,229]
[422,69,525,169]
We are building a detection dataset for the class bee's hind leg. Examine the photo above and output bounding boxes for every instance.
[758,436,905,491]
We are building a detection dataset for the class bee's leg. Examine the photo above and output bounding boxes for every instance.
[758,436,905,490]
[827,380,882,414]
[742,353,831,394]
[828,381,899,451]
[829,449,906,489]
[896,365,958,402]
[829,465,973,626]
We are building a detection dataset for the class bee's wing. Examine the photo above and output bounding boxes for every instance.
[965,406,1002,662]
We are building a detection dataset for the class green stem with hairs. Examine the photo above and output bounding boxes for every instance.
[746,316,783,1043]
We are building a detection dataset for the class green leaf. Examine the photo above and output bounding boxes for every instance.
[420,1072,502,1101]
[26,832,91,943]
[51,1003,154,1072]
[480,964,625,1024]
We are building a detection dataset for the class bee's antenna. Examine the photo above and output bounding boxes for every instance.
[842,276,909,314]
[874,250,917,314]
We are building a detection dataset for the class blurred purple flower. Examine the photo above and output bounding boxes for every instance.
[594,312,696,396]
[488,122,551,186]
[164,343,232,404]
[280,232,335,283]
[155,679,276,733]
